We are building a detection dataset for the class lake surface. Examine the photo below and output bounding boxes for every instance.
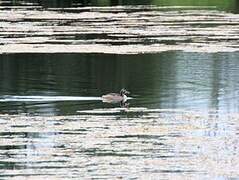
[1,52,239,115]
[0,0,239,179]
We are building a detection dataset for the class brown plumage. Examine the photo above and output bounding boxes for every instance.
[102,89,130,103]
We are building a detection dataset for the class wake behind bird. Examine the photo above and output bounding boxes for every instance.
[0,95,102,102]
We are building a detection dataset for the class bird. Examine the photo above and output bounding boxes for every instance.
[102,89,130,104]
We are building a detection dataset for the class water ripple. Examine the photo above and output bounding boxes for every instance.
[0,110,238,178]
[0,5,238,54]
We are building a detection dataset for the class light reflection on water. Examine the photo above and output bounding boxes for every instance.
[0,110,238,179]
[0,1,239,179]
[0,3,239,54]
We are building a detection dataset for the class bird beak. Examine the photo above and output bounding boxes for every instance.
[125,90,130,94]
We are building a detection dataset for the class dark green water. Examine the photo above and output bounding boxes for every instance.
[1,52,239,114]
[2,0,239,13]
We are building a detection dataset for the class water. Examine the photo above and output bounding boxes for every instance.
[1,1,239,54]
[1,53,239,114]
[0,0,239,179]
[0,111,238,179]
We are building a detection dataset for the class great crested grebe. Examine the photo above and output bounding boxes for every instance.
[102,89,130,103]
